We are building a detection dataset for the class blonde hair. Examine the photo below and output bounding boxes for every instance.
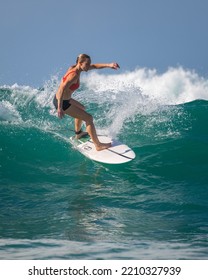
[71,54,91,68]
[76,54,91,64]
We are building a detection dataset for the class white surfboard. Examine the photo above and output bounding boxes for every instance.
[69,135,136,164]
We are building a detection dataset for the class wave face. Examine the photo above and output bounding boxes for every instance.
[1,67,208,259]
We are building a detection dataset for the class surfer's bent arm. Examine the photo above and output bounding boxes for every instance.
[56,84,64,117]
[56,73,78,110]
[56,77,72,118]
[89,63,120,70]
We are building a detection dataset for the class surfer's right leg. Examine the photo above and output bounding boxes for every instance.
[64,105,111,151]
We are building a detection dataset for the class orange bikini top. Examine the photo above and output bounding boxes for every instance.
[62,70,80,91]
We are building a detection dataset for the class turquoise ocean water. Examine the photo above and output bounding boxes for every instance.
[0,67,208,259]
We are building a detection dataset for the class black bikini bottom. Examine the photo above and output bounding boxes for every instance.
[53,95,71,111]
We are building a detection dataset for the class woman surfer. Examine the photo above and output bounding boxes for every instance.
[53,54,120,151]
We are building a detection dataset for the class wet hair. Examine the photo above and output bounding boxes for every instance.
[76,54,91,64]
[71,54,91,68]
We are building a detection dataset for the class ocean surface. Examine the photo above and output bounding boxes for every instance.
[0,67,208,259]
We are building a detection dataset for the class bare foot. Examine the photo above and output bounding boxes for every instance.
[75,131,89,139]
[96,142,111,151]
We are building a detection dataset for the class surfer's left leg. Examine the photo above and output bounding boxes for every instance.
[69,99,88,138]
[74,118,88,139]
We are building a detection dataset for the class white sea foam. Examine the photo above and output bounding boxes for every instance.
[80,67,208,136]
[83,66,208,105]
[0,100,22,123]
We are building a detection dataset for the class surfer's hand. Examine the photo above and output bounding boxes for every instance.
[58,108,64,119]
[110,63,120,70]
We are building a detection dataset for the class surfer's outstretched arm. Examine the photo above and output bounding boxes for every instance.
[89,63,120,70]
